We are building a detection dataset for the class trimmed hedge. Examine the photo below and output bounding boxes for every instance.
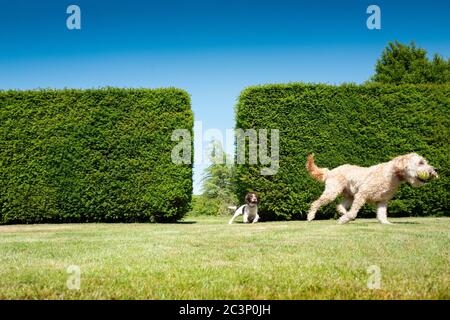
[0,88,193,224]
[235,83,450,220]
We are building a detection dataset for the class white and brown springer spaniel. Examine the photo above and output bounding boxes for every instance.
[228,192,260,224]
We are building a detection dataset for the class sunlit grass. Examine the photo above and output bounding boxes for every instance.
[0,216,448,299]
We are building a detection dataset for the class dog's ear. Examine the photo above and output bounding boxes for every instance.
[393,155,408,180]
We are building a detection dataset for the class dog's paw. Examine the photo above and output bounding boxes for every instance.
[307,213,315,221]
[337,215,351,225]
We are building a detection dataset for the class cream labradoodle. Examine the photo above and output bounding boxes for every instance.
[306,153,438,224]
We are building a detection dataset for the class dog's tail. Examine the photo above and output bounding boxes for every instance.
[228,206,237,211]
[306,154,329,182]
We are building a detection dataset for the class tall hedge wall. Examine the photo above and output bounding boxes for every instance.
[235,83,449,220]
[0,88,193,224]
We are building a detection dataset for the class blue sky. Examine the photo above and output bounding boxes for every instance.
[1,0,449,194]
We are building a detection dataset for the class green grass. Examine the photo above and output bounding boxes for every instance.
[0,216,449,299]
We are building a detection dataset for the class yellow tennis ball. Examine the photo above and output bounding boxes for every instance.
[417,171,430,181]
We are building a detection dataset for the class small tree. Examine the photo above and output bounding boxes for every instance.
[195,141,237,215]
[429,53,450,84]
[203,141,236,214]
[371,41,450,84]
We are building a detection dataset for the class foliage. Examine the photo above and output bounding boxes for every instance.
[371,41,450,84]
[189,195,221,216]
[235,83,450,220]
[192,141,237,216]
[0,88,193,224]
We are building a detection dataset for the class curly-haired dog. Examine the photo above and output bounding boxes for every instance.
[306,153,438,224]
[228,192,259,224]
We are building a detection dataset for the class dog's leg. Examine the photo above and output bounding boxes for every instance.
[228,210,241,224]
[338,195,365,224]
[308,183,342,221]
[243,212,249,223]
[376,202,392,225]
[252,214,260,223]
[336,196,353,216]
[228,206,244,224]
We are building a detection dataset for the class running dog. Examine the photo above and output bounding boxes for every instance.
[228,192,260,224]
[306,153,438,224]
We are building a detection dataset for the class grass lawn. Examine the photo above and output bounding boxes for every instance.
[0,216,448,299]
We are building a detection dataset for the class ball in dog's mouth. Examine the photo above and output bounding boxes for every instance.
[416,170,435,183]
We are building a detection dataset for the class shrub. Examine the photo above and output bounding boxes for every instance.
[0,88,193,224]
[235,83,450,220]
[189,195,221,216]
[197,141,238,216]
[371,41,450,84]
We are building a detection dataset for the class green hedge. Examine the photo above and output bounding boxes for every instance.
[0,88,193,224]
[235,83,450,220]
